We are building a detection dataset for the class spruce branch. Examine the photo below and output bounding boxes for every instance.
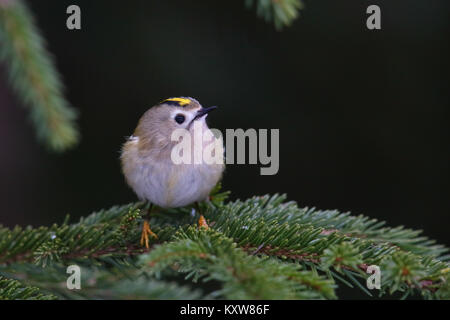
[0,0,79,151]
[0,276,57,300]
[245,0,304,30]
[139,227,336,299]
[202,194,449,297]
[0,189,448,299]
[0,263,203,300]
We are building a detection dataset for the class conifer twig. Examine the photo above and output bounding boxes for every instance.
[0,191,448,299]
[0,0,79,151]
[245,0,304,30]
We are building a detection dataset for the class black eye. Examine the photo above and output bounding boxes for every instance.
[175,114,185,124]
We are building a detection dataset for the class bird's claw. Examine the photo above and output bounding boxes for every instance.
[198,215,209,229]
[140,220,158,249]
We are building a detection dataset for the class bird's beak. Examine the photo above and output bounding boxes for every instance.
[194,106,218,121]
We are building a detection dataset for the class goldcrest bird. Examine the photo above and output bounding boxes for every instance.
[121,97,225,248]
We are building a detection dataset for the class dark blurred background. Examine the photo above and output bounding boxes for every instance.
[1,0,449,253]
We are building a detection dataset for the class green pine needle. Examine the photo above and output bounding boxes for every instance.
[0,190,448,299]
[0,0,79,152]
[245,0,304,30]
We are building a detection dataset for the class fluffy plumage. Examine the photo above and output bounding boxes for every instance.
[121,97,224,208]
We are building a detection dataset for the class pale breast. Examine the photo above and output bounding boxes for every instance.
[121,139,224,208]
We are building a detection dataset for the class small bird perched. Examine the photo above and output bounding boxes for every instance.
[121,97,224,248]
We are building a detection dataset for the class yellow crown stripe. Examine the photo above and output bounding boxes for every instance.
[163,97,191,106]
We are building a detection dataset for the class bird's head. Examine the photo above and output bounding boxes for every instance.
[132,97,217,156]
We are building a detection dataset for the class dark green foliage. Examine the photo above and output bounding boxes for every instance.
[0,0,78,151]
[140,227,336,299]
[245,0,304,30]
[321,242,363,272]
[0,276,56,300]
[34,237,69,268]
[0,188,448,300]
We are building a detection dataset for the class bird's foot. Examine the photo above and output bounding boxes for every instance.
[198,215,209,229]
[140,220,158,249]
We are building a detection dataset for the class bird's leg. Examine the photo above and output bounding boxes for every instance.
[140,203,158,249]
[195,202,209,229]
